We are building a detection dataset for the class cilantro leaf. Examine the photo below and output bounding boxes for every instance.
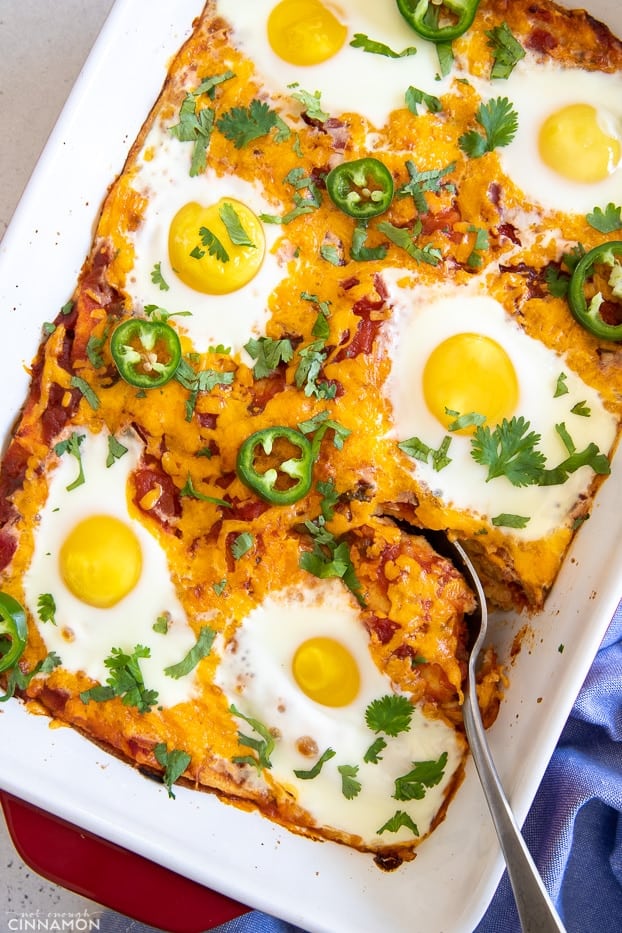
[179,474,231,508]
[0,652,61,703]
[260,167,322,225]
[37,593,57,626]
[294,747,336,779]
[377,810,420,837]
[586,203,622,233]
[491,513,530,528]
[405,86,442,115]
[397,160,455,215]
[80,645,159,713]
[230,704,275,772]
[299,516,365,606]
[169,71,234,175]
[86,331,107,369]
[538,442,610,486]
[398,435,452,472]
[554,373,569,398]
[316,477,340,521]
[338,764,362,799]
[219,202,256,247]
[217,99,280,149]
[288,83,329,122]
[153,743,191,799]
[350,33,417,59]
[364,737,387,764]
[174,358,235,421]
[244,336,294,379]
[70,375,100,411]
[106,435,129,467]
[54,432,86,491]
[365,695,413,737]
[376,220,442,265]
[459,97,519,157]
[350,222,389,262]
[194,226,229,263]
[486,22,526,79]
[393,752,448,801]
[231,532,254,560]
[151,261,170,291]
[471,417,546,486]
[164,626,216,679]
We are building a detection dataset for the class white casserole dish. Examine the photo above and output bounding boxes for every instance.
[0,2,621,930]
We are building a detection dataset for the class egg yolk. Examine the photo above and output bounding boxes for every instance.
[539,103,621,183]
[292,637,360,707]
[267,0,347,66]
[168,198,265,295]
[59,515,142,609]
[422,333,519,432]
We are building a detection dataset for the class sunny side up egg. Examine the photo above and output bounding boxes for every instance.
[125,125,284,354]
[215,0,448,128]
[22,429,199,707]
[214,580,463,847]
[476,58,622,213]
[380,272,618,540]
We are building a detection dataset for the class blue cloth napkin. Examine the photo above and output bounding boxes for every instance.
[101,602,622,933]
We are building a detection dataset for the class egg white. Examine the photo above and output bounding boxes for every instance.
[23,428,199,707]
[126,124,285,355]
[214,579,463,847]
[381,272,618,539]
[473,57,622,213]
[215,0,451,128]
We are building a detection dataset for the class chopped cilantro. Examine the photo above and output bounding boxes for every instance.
[151,261,170,291]
[106,435,129,467]
[376,220,442,266]
[230,704,275,772]
[152,615,170,635]
[37,593,57,626]
[554,372,569,398]
[70,375,100,411]
[350,222,389,262]
[217,99,282,149]
[398,435,452,472]
[397,160,456,215]
[164,626,216,679]
[288,83,329,122]
[299,516,365,606]
[219,202,255,247]
[365,695,413,737]
[491,513,530,529]
[364,737,387,764]
[471,416,546,486]
[244,336,294,379]
[192,226,229,263]
[54,432,86,491]
[393,752,448,801]
[338,764,362,799]
[404,86,442,115]
[459,97,519,158]
[571,400,591,417]
[0,652,61,703]
[586,203,622,233]
[180,474,231,508]
[153,743,191,799]
[294,747,336,779]
[486,22,525,79]
[79,645,159,714]
[377,810,420,837]
[231,532,254,560]
[349,33,417,58]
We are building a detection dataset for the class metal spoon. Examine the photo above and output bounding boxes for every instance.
[441,536,567,933]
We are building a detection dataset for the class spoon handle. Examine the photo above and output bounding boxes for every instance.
[462,698,566,933]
